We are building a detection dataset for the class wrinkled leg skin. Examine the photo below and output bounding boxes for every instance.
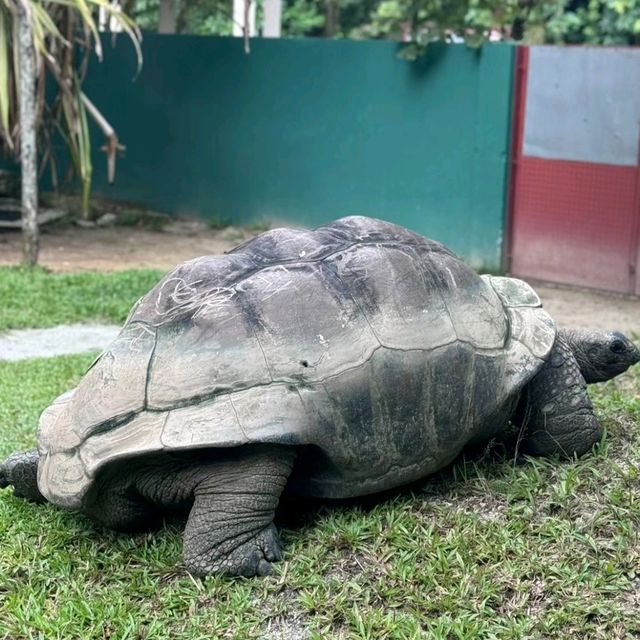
[181,445,295,578]
[518,335,602,458]
[0,448,45,502]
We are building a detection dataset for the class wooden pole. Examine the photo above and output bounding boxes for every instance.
[17,3,39,266]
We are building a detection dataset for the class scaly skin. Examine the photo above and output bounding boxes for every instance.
[84,445,296,577]
[517,334,601,457]
[560,328,640,383]
[0,448,44,502]
[516,328,639,457]
[169,446,294,577]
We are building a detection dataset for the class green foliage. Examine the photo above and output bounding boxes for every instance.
[325,0,557,47]
[207,215,232,229]
[177,0,234,35]
[245,217,272,232]
[114,210,171,231]
[282,0,640,46]
[0,267,164,331]
[125,0,640,44]
[380,0,640,46]
[561,0,640,44]
[282,0,326,36]
[129,0,235,34]
[0,0,141,218]
[126,0,161,31]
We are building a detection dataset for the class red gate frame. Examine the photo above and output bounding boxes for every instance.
[505,46,529,276]
[632,129,640,295]
[506,45,640,296]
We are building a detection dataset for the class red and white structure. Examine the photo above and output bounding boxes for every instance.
[508,46,640,295]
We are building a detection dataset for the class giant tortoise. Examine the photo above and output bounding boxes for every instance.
[1,216,638,577]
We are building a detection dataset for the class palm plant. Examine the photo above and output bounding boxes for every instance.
[0,0,142,246]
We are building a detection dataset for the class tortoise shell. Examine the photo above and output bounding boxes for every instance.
[37,216,555,507]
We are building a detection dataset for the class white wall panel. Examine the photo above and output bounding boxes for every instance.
[523,46,640,166]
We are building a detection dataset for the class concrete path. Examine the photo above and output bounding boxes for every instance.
[0,324,119,362]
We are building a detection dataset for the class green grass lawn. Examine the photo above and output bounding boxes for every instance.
[1,268,639,638]
[0,267,164,331]
[1,356,639,639]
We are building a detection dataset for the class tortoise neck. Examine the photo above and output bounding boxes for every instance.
[557,329,595,383]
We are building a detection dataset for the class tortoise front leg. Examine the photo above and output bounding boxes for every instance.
[0,448,45,502]
[517,335,602,458]
[182,444,296,577]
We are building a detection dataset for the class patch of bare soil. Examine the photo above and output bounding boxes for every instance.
[0,220,252,273]
[1,222,639,335]
[534,283,640,336]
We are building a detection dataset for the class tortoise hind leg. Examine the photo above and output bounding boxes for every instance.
[0,448,45,502]
[182,444,296,577]
[83,444,295,575]
[517,334,602,458]
[84,476,162,532]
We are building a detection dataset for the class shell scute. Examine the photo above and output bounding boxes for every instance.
[68,323,155,435]
[147,297,271,410]
[37,217,557,505]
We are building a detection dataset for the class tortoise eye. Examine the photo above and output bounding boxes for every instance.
[610,339,625,354]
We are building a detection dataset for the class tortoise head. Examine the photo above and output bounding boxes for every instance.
[560,329,640,383]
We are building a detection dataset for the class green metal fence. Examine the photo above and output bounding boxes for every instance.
[84,36,515,270]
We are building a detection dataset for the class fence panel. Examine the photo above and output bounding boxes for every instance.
[82,37,514,271]
[509,46,640,294]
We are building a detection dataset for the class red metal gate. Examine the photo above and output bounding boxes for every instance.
[508,46,640,295]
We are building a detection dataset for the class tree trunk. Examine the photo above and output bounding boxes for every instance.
[17,4,39,266]
[233,0,256,38]
[324,0,339,37]
[158,0,177,34]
